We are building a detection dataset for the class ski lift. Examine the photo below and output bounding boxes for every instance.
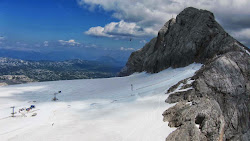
[52,91,62,101]
[10,106,16,117]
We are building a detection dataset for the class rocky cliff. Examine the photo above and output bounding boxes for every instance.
[119,7,249,76]
[119,7,250,141]
[163,51,249,141]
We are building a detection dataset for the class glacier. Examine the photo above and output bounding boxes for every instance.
[0,63,202,141]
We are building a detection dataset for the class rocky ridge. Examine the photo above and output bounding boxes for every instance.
[119,7,249,76]
[119,7,250,141]
[163,51,249,141]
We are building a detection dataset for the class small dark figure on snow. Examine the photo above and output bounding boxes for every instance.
[52,91,61,101]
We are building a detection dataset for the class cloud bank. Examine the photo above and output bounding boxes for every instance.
[58,39,80,46]
[44,41,49,47]
[231,28,250,45]
[0,36,5,40]
[120,47,135,51]
[85,20,156,38]
[78,0,250,46]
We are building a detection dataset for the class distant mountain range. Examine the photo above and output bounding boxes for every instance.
[0,47,131,65]
[0,57,123,85]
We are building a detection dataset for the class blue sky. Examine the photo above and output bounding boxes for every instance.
[0,0,147,50]
[0,0,249,61]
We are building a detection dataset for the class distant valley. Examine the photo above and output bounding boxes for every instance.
[0,57,123,85]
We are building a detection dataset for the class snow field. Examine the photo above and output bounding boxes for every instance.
[0,63,202,141]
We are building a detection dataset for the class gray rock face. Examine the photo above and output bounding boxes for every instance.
[119,6,250,141]
[164,51,250,141]
[163,99,224,141]
[119,7,248,76]
[118,6,250,140]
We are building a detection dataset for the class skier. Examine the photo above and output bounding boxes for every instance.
[131,84,133,91]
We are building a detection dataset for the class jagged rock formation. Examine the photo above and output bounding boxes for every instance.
[119,7,248,76]
[163,51,250,141]
[163,99,224,141]
[119,7,250,141]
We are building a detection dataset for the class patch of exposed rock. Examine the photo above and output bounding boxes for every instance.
[0,75,36,86]
[163,99,224,141]
[119,7,249,76]
[163,51,250,141]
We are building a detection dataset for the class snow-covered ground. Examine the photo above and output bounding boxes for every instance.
[0,63,202,141]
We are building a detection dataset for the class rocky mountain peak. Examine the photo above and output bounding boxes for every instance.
[158,18,176,38]
[119,7,249,76]
[176,7,214,26]
[118,7,250,140]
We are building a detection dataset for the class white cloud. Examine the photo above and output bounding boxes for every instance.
[85,26,113,37]
[231,28,250,46]
[79,0,250,39]
[78,0,250,19]
[140,40,147,44]
[85,20,156,38]
[0,36,5,44]
[35,44,41,47]
[78,0,179,27]
[0,36,5,40]
[16,42,27,47]
[120,47,135,51]
[85,44,98,48]
[231,28,250,40]
[44,41,49,47]
[58,39,80,46]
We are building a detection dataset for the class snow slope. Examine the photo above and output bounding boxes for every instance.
[0,63,202,141]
